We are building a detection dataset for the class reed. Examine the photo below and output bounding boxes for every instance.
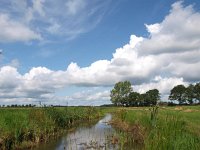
[111,105,200,150]
[0,106,102,149]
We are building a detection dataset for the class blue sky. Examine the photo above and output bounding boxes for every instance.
[0,0,200,106]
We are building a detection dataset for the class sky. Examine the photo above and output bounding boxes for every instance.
[0,0,200,106]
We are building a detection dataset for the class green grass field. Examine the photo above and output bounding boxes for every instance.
[0,106,199,150]
[0,106,103,149]
[111,105,200,150]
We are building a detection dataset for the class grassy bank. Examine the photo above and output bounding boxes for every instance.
[111,105,200,150]
[0,106,103,150]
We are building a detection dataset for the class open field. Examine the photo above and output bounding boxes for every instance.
[0,105,199,149]
[0,107,103,149]
[111,105,200,150]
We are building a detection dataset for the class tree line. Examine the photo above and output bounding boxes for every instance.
[110,81,160,106]
[0,104,36,108]
[110,81,200,106]
[169,83,200,104]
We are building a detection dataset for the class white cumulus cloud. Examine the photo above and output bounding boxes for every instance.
[0,2,200,105]
[140,1,200,55]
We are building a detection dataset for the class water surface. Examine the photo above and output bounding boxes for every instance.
[34,114,118,150]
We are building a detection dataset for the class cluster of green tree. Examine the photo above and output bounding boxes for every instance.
[0,104,36,108]
[110,81,160,106]
[169,83,200,104]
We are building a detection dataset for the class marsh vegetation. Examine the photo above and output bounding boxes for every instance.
[0,107,102,149]
[111,106,200,150]
[0,105,200,149]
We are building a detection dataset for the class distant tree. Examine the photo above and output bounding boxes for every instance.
[140,93,146,106]
[194,82,200,103]
[169,85,186,104]
[184,84,195,104]
[110,81,133,106]
[128,92,141,106]
[145,89,160,106]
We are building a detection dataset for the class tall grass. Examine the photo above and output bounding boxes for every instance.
[112,106,200,150]
[0,106,102,149]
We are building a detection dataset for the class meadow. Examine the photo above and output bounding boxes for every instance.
[0,105,199,150]
[111,105,200,150]
[0,106,103,149]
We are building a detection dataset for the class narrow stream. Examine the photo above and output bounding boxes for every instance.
[34,114,118,150]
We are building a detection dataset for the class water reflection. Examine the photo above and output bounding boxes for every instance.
[34,114,118,150]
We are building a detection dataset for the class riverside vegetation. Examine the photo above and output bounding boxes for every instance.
[0,106,103,149]
[0,106,200,149]
[108,81,200,149]
[110,105,200,150]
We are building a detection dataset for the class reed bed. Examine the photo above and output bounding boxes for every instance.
[111,105,200,150]
[0,106,102,149]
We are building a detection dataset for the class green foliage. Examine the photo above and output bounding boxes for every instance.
[194,82,200,103]
[117,109,128,122]
[145,89,160,106]
[112,106,200,150]
[110,81,132,106]
[128,89,160,106]
[128,92,141,106]
[149,105,159,127]
[169,84,186,104]
[110,81,160,107]
[0,107,102,149]
[184,84,195,104]
[169,83,200,104]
